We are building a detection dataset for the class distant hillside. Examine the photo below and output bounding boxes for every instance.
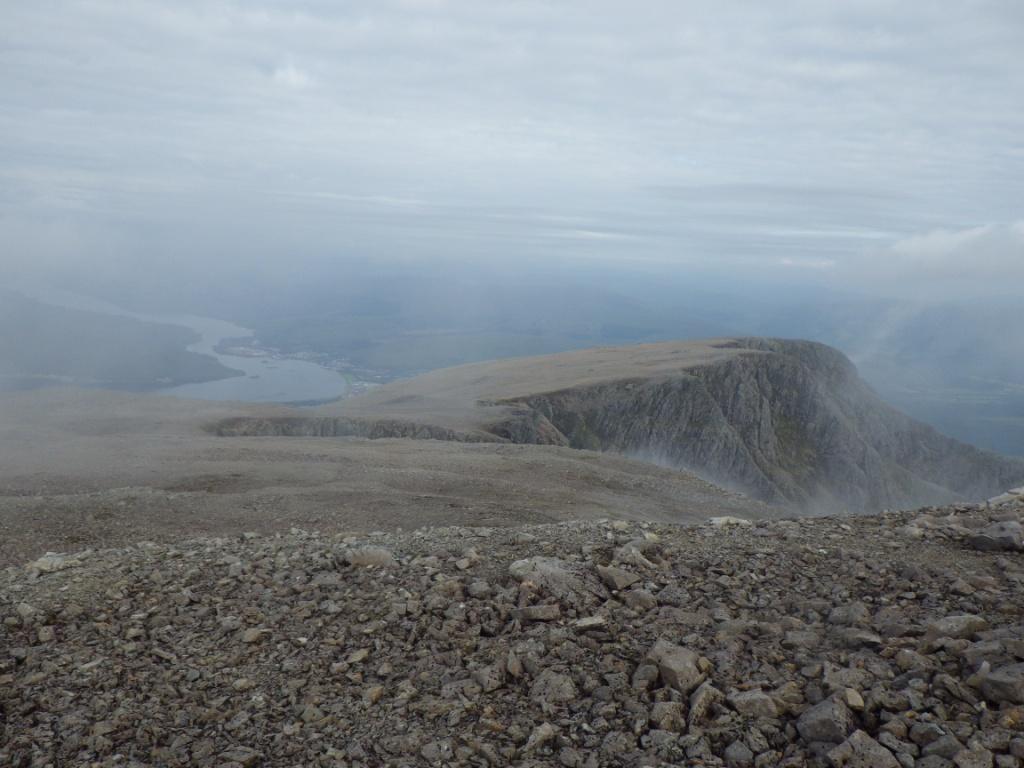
[72,267,1024,454]
[221,338,1024,512]
[0,388,771,566]
[0,292,240,391]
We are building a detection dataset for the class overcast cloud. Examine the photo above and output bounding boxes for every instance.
[1,1,1022,294]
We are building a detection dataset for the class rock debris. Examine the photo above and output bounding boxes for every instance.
[2,498,1023,766]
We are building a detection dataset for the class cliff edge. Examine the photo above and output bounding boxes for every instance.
[220,338,1024,512]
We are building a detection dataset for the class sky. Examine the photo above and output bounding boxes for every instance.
[1,0,1023,297]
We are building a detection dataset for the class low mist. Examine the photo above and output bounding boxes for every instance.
[2,1,1023,455]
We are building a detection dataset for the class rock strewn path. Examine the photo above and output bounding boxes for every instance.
[2,499,1023,767]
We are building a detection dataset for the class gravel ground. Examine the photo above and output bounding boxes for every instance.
[3,496,1023,766]
[0,390,769,568]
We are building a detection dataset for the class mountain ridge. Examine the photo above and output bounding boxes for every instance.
[480,338,1024,511]
[220,337,1023,512]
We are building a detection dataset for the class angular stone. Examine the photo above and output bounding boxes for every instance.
[827,730,899,768]
[220,747,261,767]
[708,516,753,527]
[910,722,946,746]
[689,679,725,725]
[420,741,453,762]
[620,589,657,611]
[472,663,506,693]
[300,703,324,723]
[524,722,558,753]
[346,648,370,664]
[631,663,660,691]
[839,688,864,711]
[27,551,89,575]
[467,580,492,598]
[646,638,706,695]
[953,748,995,768]
[796,697,856,744]
[343,546,397,567]
[509,557,607,605]
[836,627,883,649]
[596,564,641,591]
[572,615,607,631]
[724,739,754,767]
[925,614,989,642]
[968,521,1023,552]
[728,689,778,719]
[530,668,577,704]
[980,663,1024,704]
[513,604,561,622]
[649,701,685,732]
[828,602,870,626]
[241,628,266,643]
[923,734,965,759]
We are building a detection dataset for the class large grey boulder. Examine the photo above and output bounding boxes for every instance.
[530,668,577,704]
[26,550,91,577]
[596,564,641,591]
[968,521,1023,552]
[343,546,397,567]
[924,614,989,643]
[979,663,1024,704]
[509,557,607,606]
[827,730,900,768]
[724,740,754,767]
[646,639,707,695]
[728,689,778,719]
[796,697,856,744]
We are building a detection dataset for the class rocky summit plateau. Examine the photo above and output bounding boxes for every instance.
[3,492,1024,767]
[3,337,1024,767]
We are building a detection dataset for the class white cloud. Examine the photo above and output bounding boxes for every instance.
[0,1,1021,286]
[890,225,994,257]
[845,222,1024,296]
[780,257,836,270]
[271,63,312,89]
[559,229,639,242]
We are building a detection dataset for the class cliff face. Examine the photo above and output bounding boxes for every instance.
[483,339,1024,511]
[215,338,1024,512]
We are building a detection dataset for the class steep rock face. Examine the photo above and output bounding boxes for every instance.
[211,338,1024,512]
[486,339,1024,511]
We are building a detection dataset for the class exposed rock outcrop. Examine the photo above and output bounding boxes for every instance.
[212,415,498,442]
[481,339,1024,511]
[222,338,1023,513]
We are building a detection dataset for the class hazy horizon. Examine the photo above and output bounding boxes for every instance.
[2,1,1023,454]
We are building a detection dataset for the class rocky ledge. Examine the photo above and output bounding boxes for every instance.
[2,496,1024,767]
